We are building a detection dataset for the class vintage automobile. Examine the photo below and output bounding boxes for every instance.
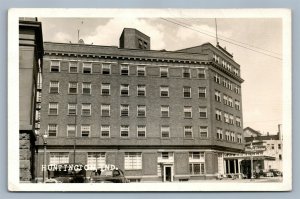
[89,169,129,183]
[269,169,283,177]
[47,163,87,183]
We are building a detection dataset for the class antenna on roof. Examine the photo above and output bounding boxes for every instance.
[215,18,219,46]
[77,20,83,43]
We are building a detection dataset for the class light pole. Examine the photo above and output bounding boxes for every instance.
[250,142,254,180]
[40,131,48,183]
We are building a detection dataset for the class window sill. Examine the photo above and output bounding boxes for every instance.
[161,116,170,118]
[160,96,169,98]
[48,114,58,116]
[49,92,59,94]
[199,117,208,119]
[137,116,146,118]
[81,115,91,117]
[82,94,92,96]
[67,114,77,116]
[120,95,130,97]
[184,117,193,119]
[101,115,110,117]
[68,93,78,95]
[137,137,147,139]
[184,137,194,140]
[101,94,111,96]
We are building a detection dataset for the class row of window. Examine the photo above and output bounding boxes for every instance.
[213,54,239,76]
[216,128,242,143]
[214,73,241,94]
[49,102,210,118]
[49,81,208,98]
[215,109,242,127]
[49,151,206,173]
[215,90,241,110]
[47,124,209,138]
[50,60,206,79]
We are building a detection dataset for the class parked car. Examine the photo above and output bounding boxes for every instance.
[89,169,129,183]
[269,169,283,177]
[263,171,274,177]
[47,163,87,183]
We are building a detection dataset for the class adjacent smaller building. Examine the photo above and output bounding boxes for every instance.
[243,125,283,172]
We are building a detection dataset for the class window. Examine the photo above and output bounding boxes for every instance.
[50,60,60,72]
[183,86,191,98]
[228,82,233,90]
[236,117,241,127]
[101,104,110,117]
[271,144,274,149]
[137,125,146,138]
[67,125,76,138]
[87,152,106,169]
[120,125,129,137]
[198,87,206,98]
[137,105,146,117]
[120,65,129,76]
[82,82,91,95]
[183,68,191,78]
[101,125,110,137]
[49,81,59,93]
[102,63,111,74]
[223,95,228,105]
[189,163,205,175]
[160,67,168,77]
[234,68,239,76]
[199,126,208,138]
[101,83,110,95]
[199,107,207,118]
[229,114,234,125]
[48,102,58,115]
[137,85,146,96]
[161,105,169,117]
[81,103,91,116]
[160,86,169,97]
[184,126,193,138]
[49,152,69,165]
[69,61,78,73]
[217,128,223,140]
[224,113,229,123]
[198,68,205,78]
[120,104,129,116]
[223,79,228,88]
[124,152,142,170]
[184,106,192,118]
[234,86,240,94]
[215,90,221,102]
[279,154,282,160]
[48,124,57,137]
[68,103,77,115]
[235,100,241,110]
[189,152,204,160]
[228,97,233,107]
[83,62,92,74]
[120,84,129,96]
[214,73,221,84]
[69,82,78,94]
[161,126,170,138]
[230,132,235,142]
[213,54,220,63]
[237,134,242,143]
[278,144,282,150]
[137,66,145,76]
[81,125,90,137]
[215,110,222,121]
[225,131,230,141]
[161,152,172,159]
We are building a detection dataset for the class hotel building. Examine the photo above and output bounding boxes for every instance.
[36,28,244,182]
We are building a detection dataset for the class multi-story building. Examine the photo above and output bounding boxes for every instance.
[36,28,244,182]
[19,18,43,182]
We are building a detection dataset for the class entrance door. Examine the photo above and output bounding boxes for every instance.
[165,166,172,182]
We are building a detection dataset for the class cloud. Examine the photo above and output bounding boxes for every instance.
[53,32,73,43]
[82,18,166,50]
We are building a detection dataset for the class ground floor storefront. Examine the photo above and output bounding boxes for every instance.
[35,148,243,182]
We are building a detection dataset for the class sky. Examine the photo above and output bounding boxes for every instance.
[39,17,283,135]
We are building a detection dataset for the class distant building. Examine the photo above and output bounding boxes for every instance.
[36,28,244,182]
[244,125,283,171]
[19,18,43,182]
[243,127,262,138]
